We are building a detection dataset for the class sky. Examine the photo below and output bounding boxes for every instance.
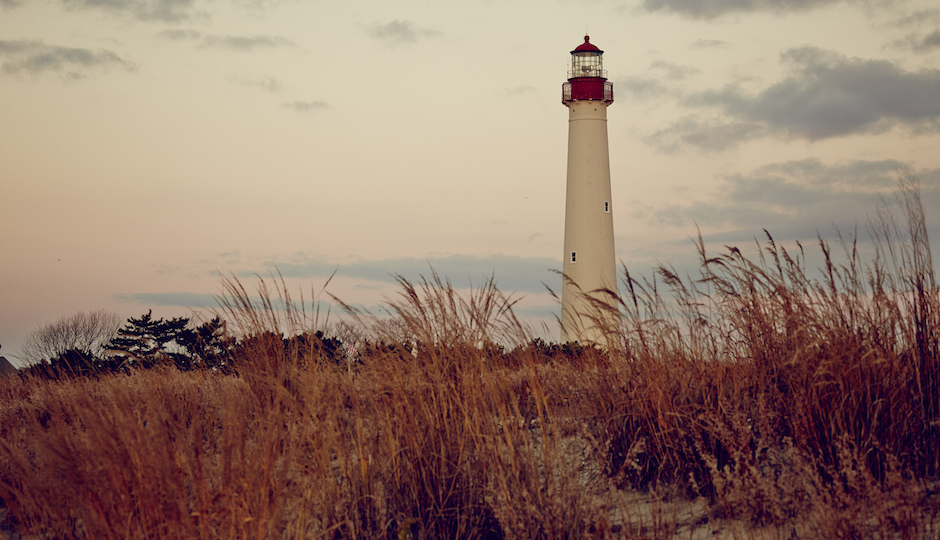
[3,0,940,364]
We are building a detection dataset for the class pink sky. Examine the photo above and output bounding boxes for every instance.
[3,0,940,364]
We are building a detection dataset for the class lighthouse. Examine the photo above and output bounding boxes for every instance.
[561,35,618,345]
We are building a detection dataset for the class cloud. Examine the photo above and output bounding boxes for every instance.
[615,75,669,101]
[644,115,766,152]
[153,264,184,275]
[115,292,219,308]
[640,159,940,242]
[690,39,727,49]
[640,0,851,20]
[201,35,294,51]
[888,9,940,53]
[367,20,441,46]
[629,160,940,287]
[919,30,940,50]
[159,28,203,41]
[61,0,199,23]
[159,29,294,51]
[233,0,284,10]
[115,255,562,326]
[613,62,698,103]
[892,9,940,28]
[902,30,940,53]
[283,100,328,111]
[650,60,701,80]
[504,85,536,97]
[115,292,335,312]
[248,253,560,294]
[231,75,281,92]
[114,289,560,325]
[653,47,940,150]
[0,39,137,79]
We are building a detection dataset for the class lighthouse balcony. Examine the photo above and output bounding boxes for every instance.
[562,80,614,104]
[567,68,608,79]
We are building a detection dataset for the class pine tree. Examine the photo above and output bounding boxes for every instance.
[107,310,190,368]
[176,317,235,371]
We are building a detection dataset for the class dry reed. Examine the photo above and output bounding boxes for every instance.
[1,174,938,538]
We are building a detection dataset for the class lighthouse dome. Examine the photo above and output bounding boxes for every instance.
[572,35,603,55]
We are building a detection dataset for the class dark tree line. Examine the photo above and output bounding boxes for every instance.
[20,311,235,379]
[19,311,343,379]
[18,311,587,381]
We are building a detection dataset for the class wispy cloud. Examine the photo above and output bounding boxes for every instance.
[159,28,202,41]
[231,75,282,93]
[61,0,200,23]
[241,253,559,294]
[113,253,565,317]
[282,100,328,111]
[690,39,727,49]
[113,290,559,324]
[650,60,701,80]
[233,0,285,11]
[115,292,219,308]
[644,116,765,152]
[0,39,137,79]
[614,75,669,101]
[114,291,335,312]
[640,0,856,20]
[367,20,441,46]
[159,29,294,51]
[503,85,536,97]
[613,61,697,103]
[201,35,294,51]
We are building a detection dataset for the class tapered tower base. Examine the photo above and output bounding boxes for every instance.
[560,101,618,345]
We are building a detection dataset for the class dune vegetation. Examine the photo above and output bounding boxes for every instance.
[1,176,939,539]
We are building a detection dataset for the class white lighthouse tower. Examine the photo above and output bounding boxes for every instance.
[561,35,618,344]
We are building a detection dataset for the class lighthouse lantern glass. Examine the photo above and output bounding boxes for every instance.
[571,52,603,79]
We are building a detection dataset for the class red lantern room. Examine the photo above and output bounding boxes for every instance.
[562,35,614,104]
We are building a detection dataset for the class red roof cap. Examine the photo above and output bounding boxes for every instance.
[572,35,603,54]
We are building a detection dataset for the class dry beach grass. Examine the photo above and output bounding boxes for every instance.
[1,176,939,538]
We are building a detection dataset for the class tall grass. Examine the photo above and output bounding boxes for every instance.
[569,174,940,535]
[1,175,938,538]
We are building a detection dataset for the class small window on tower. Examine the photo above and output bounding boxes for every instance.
[604,201,610,213]
[571,251,577,263]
